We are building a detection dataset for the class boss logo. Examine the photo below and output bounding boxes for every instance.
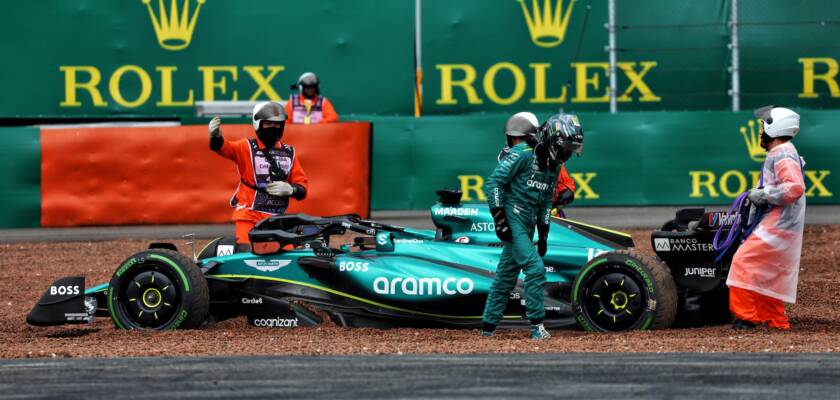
[338,261,369,272]
[50,285,80,296]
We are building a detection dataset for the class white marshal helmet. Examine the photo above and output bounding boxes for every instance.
[252,101,286,131]
[505,112,539,137]
[754,106,800,138]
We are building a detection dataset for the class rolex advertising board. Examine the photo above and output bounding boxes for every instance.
[422,0,840,113]
[3,1,840,118]
[370,110,836,209]
[0,1,414,117]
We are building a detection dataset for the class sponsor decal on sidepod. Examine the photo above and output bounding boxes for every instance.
[655,238,714,252]
[373,277,474,296]
[244,259,291,272]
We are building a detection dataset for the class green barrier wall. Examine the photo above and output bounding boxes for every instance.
[368,111,837,209]
[0,112,836,228]
[0,128,41,228]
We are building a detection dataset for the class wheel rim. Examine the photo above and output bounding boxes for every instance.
[117,265,181,329]
[580,265,648,331]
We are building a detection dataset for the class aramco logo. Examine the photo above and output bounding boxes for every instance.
[740,118,767,162]
[518,0,576,48]
[142,0,206,51]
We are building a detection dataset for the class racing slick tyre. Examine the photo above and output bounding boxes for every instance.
[108,249,209,330]
[572,249,677,332]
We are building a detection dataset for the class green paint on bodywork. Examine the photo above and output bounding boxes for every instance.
[85,283,108,295]
[213,274,519,320]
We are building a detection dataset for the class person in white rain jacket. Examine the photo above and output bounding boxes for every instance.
[727,106,806,330]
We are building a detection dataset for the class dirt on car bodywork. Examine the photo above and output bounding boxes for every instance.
[2,226,839,358]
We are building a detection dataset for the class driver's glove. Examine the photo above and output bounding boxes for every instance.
[490,207,512,242]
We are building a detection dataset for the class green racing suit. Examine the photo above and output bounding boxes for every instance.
[482,142,559,326]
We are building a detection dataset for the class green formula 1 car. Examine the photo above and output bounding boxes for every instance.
[28,190,735,332]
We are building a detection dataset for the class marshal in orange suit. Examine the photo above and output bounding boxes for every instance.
[208,102,309,245]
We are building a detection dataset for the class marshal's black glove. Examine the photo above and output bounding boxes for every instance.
[537,223,549,257]
[555,189,575,208]
[490,207,512,242]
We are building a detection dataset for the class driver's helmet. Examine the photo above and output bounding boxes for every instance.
[538,113,584,163]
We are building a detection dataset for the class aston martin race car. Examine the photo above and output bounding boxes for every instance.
[27,190,737,332]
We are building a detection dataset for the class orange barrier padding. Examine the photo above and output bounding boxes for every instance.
[41,123,370,227]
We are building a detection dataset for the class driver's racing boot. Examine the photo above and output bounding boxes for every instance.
[530,323,551,340]
[481,322,495,337]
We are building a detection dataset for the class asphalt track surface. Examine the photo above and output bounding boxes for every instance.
[2,205,839,243]
[0,353,838,399]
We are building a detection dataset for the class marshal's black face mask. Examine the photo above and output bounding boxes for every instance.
[760,130,772,151]
[755,105,774,151]
[257,125,284,148]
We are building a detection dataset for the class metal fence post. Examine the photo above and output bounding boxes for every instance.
[730,0,741,111]
[608,0,617,113]
[414,0,423,117]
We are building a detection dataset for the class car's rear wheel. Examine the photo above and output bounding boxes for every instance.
[572,249,677,332]
[108,249,209,330]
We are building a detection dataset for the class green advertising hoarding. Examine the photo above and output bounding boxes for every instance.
[2,0,840,118]
[370,111,836,209]
[421,0,840,114]
[0,0,414,117]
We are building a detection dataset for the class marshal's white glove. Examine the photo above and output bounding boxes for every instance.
[208,116,222,138]
[266,181,294,197]
[747,188,768,205]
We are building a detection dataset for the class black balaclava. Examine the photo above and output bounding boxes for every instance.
[257,123,284,148]
[760,131,772,151]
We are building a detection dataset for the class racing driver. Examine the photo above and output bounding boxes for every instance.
[208,102,309,247]
[498,112,577,214]
[481,113,584,340]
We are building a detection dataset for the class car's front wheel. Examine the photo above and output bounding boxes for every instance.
[108,249,209,330]
[572,249,677,332]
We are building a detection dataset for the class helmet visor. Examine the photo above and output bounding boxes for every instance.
[754,105,774,124]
